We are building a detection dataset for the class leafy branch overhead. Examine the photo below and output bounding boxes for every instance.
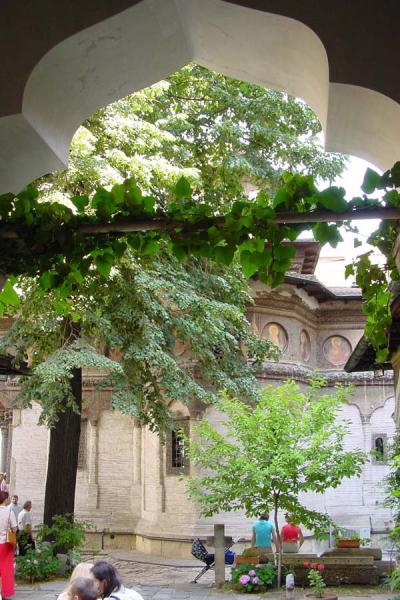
[0,162,400,362]
[0,164,399,286]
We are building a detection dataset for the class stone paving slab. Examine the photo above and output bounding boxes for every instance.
[111,550,204,568]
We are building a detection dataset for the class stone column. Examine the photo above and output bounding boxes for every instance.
[214,523,225,585]
[0,426,8,473]
[360,414,371,507]
[158,441,166,513]
[86,419,99,510]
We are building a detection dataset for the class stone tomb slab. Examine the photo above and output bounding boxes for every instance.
[321,547,382,560]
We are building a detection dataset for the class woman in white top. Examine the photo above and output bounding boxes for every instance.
[91,561,144,600]
[0,490,17,600]
[17,499,35,555]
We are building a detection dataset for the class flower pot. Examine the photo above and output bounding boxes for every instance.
[335,539,360,548]
[305,594,338,600]
[235,556,260,565]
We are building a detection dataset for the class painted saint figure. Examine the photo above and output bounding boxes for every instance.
[264,322,287,351]
[324,335,351,366]
[300,330,310,362]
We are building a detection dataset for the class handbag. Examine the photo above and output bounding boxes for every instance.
[6,513,16,545]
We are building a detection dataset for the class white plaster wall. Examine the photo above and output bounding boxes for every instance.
[323,403,364,512]
[365,397,396,516]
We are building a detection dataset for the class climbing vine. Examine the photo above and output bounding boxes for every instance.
[0,161,399,361]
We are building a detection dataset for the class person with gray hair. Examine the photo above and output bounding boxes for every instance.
[17,500,34,555]
[68,577,98,600]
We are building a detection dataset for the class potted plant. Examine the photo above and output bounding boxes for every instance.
[303,562,337,600]
[335,532,361,549]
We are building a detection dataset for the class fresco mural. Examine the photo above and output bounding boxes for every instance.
[300,329,311,362]
[323,335,351,366]
[263,322,288,352]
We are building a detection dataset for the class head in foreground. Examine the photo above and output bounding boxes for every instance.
[68,576,99,600]
[91,561,122,597]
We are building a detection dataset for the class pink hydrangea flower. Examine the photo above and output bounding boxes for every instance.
[255,564,261,568]
[252,576,259,584]
[240,575,251,585]
[248,570,256,576]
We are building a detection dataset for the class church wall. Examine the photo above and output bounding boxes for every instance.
[83,411,136,531]
[10,403,48,518]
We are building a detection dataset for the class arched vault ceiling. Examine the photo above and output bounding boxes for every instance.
[0,0,399,193]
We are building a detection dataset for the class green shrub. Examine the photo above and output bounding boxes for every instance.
[15,545,61,583]
[231,562,275,592]
[17,513,93,582]
[386,568,400,592]
[242,548,260,557]
[37,514,91,554]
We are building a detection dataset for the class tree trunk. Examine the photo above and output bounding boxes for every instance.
[273,495,282,588]
[43,320,82,528]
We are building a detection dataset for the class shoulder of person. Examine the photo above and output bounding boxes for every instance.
[108,587,144,600]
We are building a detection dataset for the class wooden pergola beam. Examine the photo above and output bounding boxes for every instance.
[0,206,399,239]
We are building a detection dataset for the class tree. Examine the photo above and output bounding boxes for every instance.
[185,378,366,584]
[1,64,348,524]
[2,252,275,526]
[54,63,345,207]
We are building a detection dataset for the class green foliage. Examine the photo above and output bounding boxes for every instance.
[0,65,397,363]
[0,64,346,294]
[1,255,276,431]
[230,562,276,592]
[0,64,352,430]
[305,564,326,598]
[15,514,90,583]
[11,337,124,426]
[15,545,61,583]
[345,161,400,361]
[36,513,91,554]
[384,431,400,576]
[386,567,400,592]
[0,171,352,295]
[185,378,366,534]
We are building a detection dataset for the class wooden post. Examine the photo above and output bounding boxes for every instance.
[214,523,225,586]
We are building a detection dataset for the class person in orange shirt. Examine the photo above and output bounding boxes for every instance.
[281,514,304,554]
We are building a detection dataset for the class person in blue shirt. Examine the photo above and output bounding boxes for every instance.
[251,512,280,554]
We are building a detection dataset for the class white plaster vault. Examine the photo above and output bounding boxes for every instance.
[1,0,399,193]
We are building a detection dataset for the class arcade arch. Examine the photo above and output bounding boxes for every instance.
[1,0,399,193]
